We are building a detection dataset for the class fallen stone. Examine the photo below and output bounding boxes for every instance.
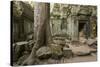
[53,39,66,46]
[65,39,70,43]
[13,41,29,62]
[71,41,80,45]
[13,43,25,62]
[26,33,34,41]
[87,38,97,45]
[71,41,82,47]
[53,36,66,40]
[90,48,97,53]
[28,40,35,46]
[90,43,97,49]
[36,46,52,59]
[26,40,34,52]
[49,44,63,59]
[16,41,28,45]
[86,38,97,49]
[91,53,97,57]
[72,46,90,56]
[68,44,91,56]
[63,47,73,58]
[79,37,87,44]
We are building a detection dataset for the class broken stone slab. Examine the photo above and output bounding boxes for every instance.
[49,44,63,59]
[26,33,34,41]
[15,41,28,45]
[65,39,70,43]
[73,50,90,56]
[79,37,87,44]
[91,53,97,57]
[13,44,25,62]
[53,36,66,40]
[86,38,97,49]
[64,43,70,48]
[36,46,52,59]
[70,41,82,47]
[90,48,97,53]
[13,41,29,62]
[16,41,33,52]
[53,39,66,46]
[68,44,91,56]
[53,40,66,47]
[87,38,97,45]
[27,40,35,51]
[72,46,91,56]
[89,43,97,49]
[63,47,73,58]
[71,41,80,45]
[28,40,35,45]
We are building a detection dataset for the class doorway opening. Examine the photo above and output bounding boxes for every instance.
[79,20,86,38]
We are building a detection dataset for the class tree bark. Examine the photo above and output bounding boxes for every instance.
[22,2,51,65]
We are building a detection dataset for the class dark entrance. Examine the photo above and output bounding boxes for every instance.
[78,20,87,38]
[79,20,90,39]
[79,22,86,32]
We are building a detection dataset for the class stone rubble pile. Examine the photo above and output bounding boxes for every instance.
[12,36,97,65]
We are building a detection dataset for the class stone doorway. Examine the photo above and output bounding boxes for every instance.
[79,20,87,39]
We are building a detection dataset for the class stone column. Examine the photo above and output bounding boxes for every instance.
[71,15,79,41]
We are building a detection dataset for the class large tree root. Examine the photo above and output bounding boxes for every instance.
[21,42,40,65]
[21,56,35,65]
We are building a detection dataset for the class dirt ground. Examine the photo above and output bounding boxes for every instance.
[63,54,97,63]
[35,53,97,65]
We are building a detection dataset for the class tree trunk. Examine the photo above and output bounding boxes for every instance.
[22,2,51,65]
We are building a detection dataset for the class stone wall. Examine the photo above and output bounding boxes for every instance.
[12,1,34,43]
[50,4,97,40]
